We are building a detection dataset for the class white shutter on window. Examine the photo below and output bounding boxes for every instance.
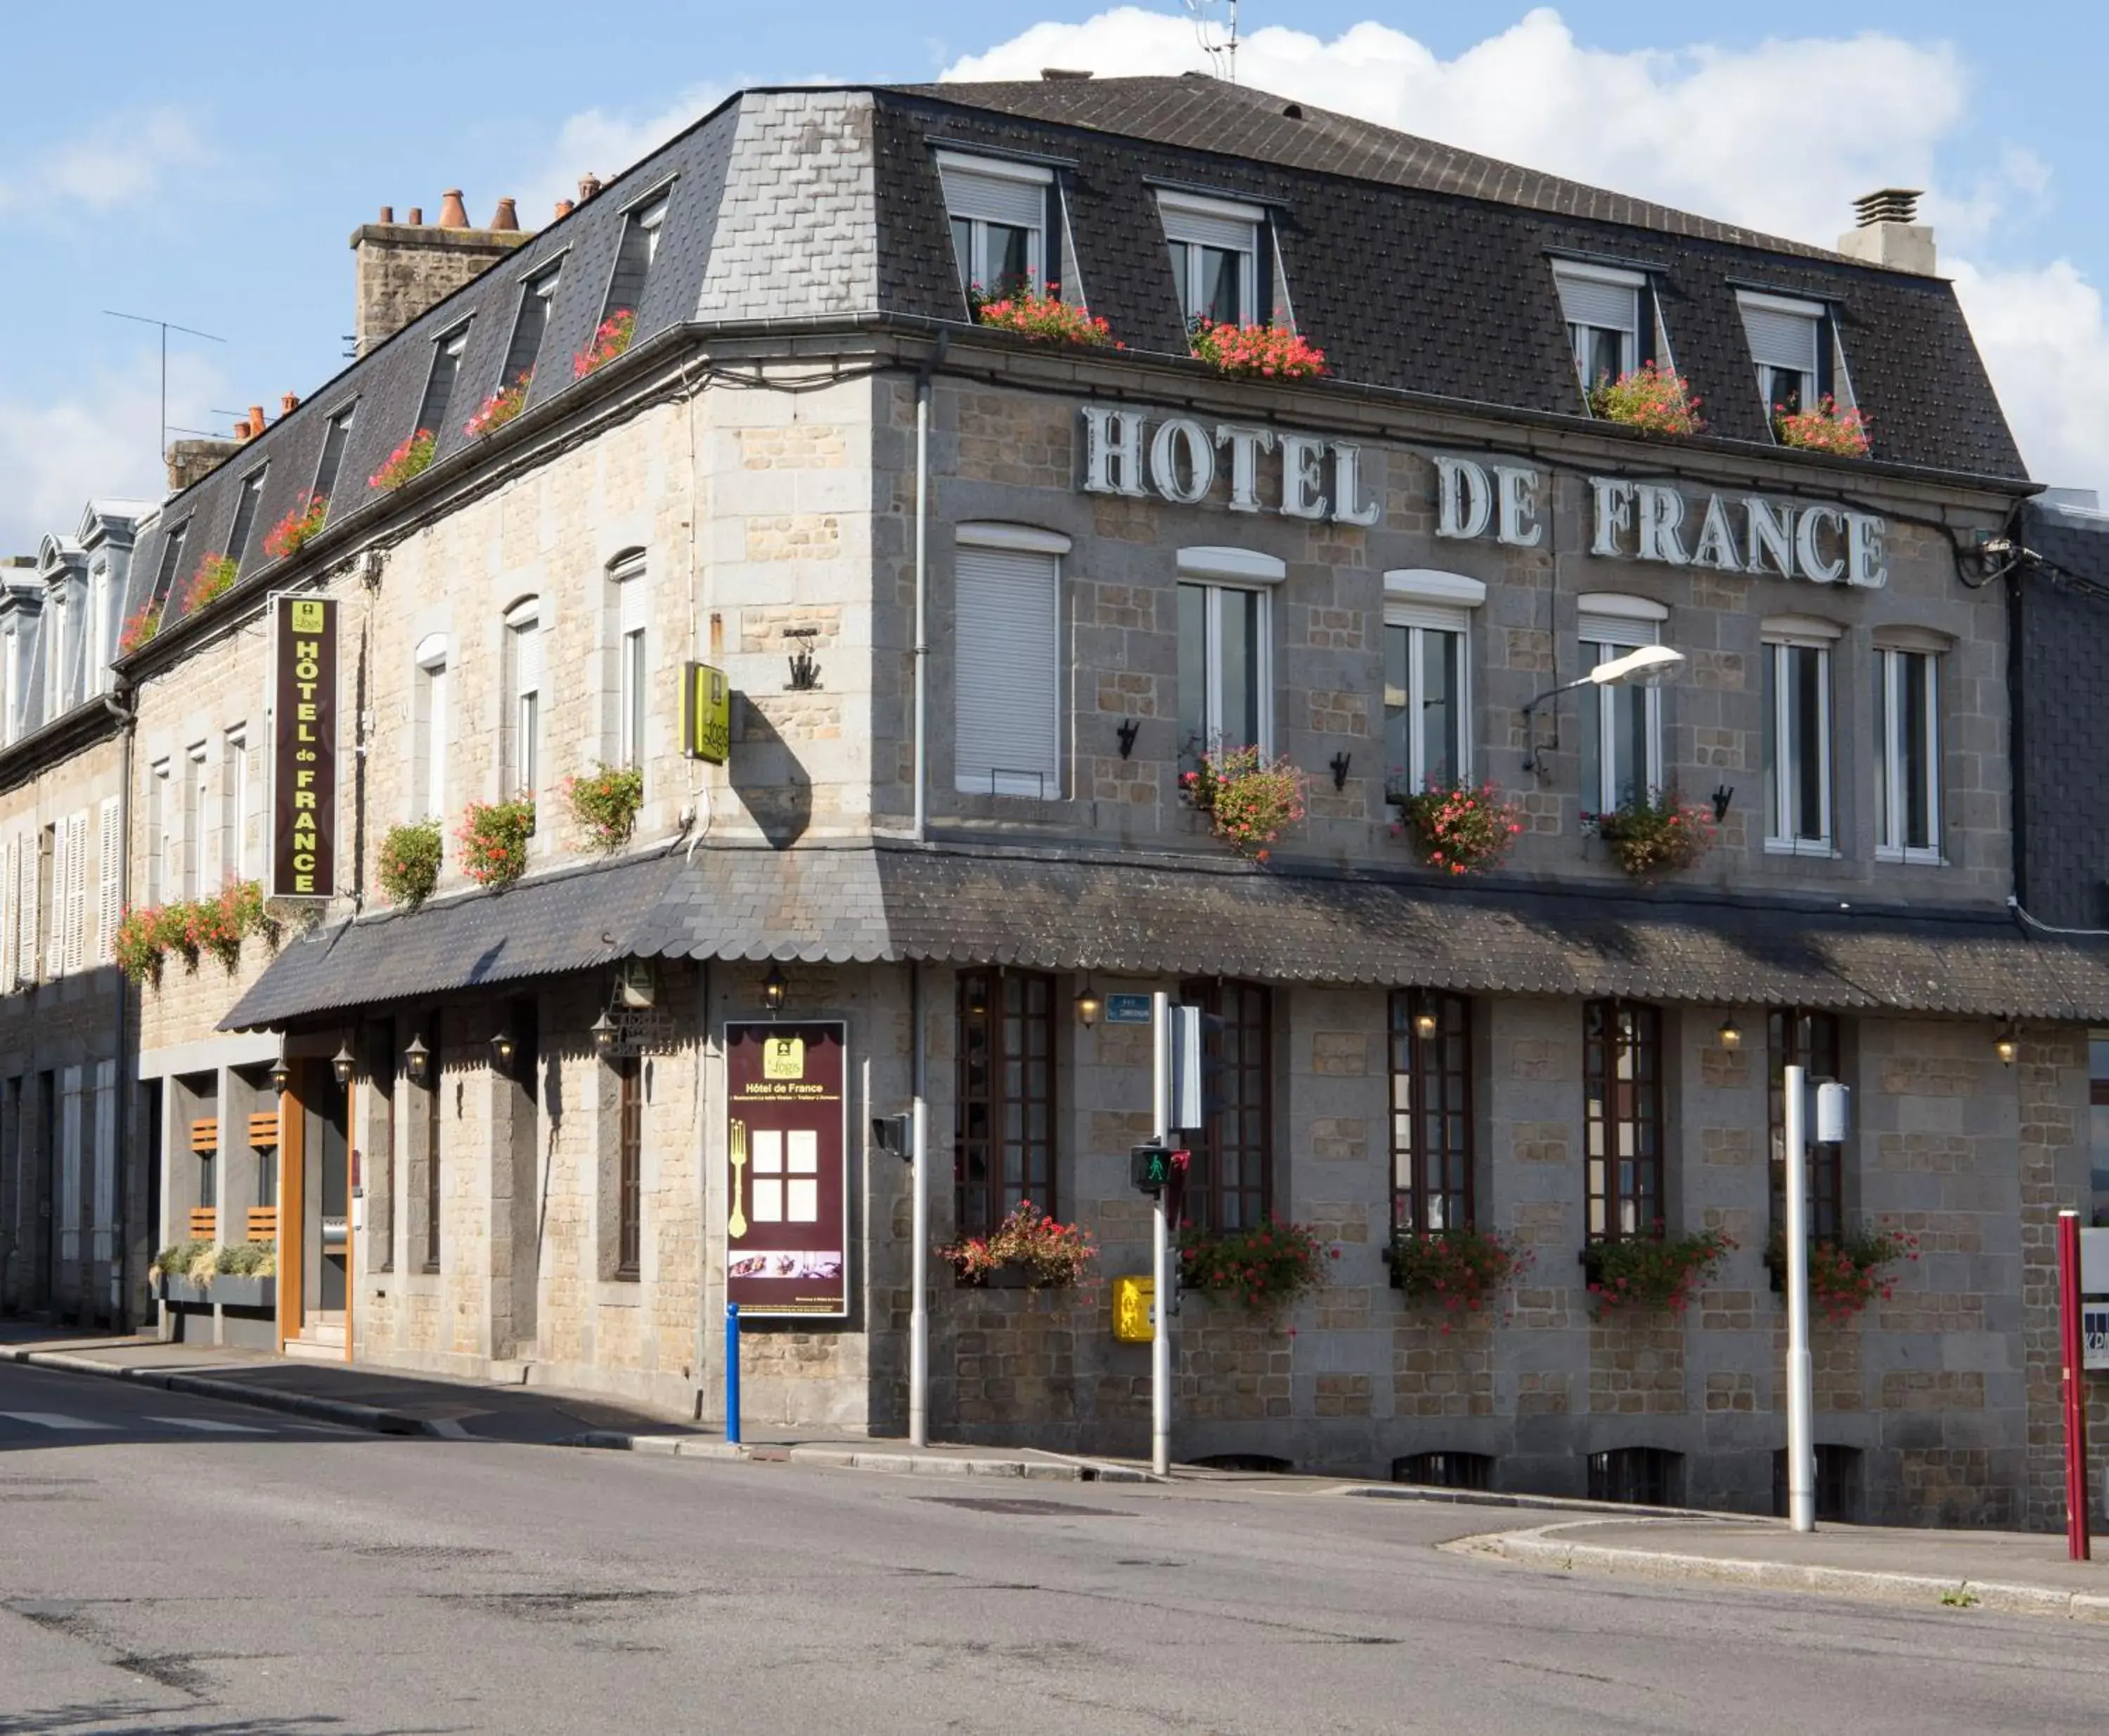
[102,798,124,961]
[2,836,16,990]
[65,810,87,975]
[954,547,1060,798]
[1556,271,1638,335]
[58,1065,81,1263]
[1578,611,1660,649]
[91,1058,115,1263]
[618,575,648,636]
[17,831,35,986]
[1741,302,1820,372]
[517,618,543,697]
[1159,196,1260,254]
[44,824,67,979]
[939,160,1048,231]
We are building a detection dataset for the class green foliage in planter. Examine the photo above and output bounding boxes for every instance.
[1390,1224,1531,1319]
[1764,1222,1919,1323]
[1586,788,1716,878]
[115,907,165,985]
[150,1238,212,1281]
[378,819,443,910]
[458,797,535,890]
[565,763,645,854]
[1178,1217,1336,1312]
[1582,1226,1734,1317]
[1587,361,1702,434]
[216,1239,278,1278]
[939,1200,1097,1288]
[120,882,272,984]
[1180,743,1308,861]
[1394,780,1523,876]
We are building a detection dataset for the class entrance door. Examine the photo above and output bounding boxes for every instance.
[304,1065,350,1314]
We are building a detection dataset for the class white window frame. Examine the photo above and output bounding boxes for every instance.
[181,743,207,899]
[504,597,542,799]
[2,626,18,745]
[936,153,1050,299]
[1578,593,1667,812]
[415,633,449,820]
[953,524,1069,799]
[1739,290,1827,424]
[1554,261,1644,394]
[87,564,110,694]
[1875,643,1942,865]
[44,585,70,723]
[146,759,169,906]
[1383,571,1485,796]
[608,554,647,773]
[1177,547,1281,765]
[1761,617,1840,857]
[222,727,250,883]
[1159,190,1262,328]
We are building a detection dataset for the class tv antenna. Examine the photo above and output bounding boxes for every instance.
[1187,0,1241,82]
[102,309,227,471]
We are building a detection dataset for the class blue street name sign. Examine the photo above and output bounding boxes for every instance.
[1104,994,1152,1025]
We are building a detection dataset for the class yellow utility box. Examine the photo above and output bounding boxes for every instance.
[1112,1275,1156,1342]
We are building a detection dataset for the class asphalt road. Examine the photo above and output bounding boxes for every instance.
[2,1362,2105,1735]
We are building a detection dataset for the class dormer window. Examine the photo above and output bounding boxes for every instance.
[1739,292,1842,423]
[503,261,562,384]
[1159,191,1263,327]
[313,403,356,505]
[1554,264,1647,394]
[938,153,1050,302]
[415,325,471,438]
[602,190,671,325]
[226,467,266,571]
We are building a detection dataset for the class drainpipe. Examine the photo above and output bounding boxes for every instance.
[911,333,948,845]
[909,960,928,1446]
[103,685,134,1326]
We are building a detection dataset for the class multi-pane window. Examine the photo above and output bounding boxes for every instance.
[1383,579,1478,796]
[1390,990,1473,1233]
[1739,293,1838,423]
[953,970,1055,1236]
[1159,192,1261,327]
[313,405,356,505]
[614,567,647,771]
[1178,564,1272,774]
[939,154,1049,300]
[1769,1009,1844,1243]
[181,745,206,899]
[502,262,562,387]
[1555,264,1644,394]
[503,599,541,799]
[151,519,188,607]
[954,529,1063,798]
[44,584,75,724]
[226,468,266,571]
[1584,998,1663,1241]
[413,635,448,819]
[415,325,470,439]
[423,1014,443,1272]
[602,192,670,325]
[146,761,169,905]
[615,1054,643,1280]
[1875,647,1940,862]
[1180,978,1272,1233]
[1578,600,1665,812]
[1762,627,1836,855]
[221,729,250,882]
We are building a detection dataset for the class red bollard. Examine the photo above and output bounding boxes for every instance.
[2058,1211,2091,1562]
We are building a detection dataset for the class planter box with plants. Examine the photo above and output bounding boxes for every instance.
[940,1201,1096,1290]
[1392,781,1523,877]
[1181,744,1307,862]
[1178,1218,1335,1315]
[1585,789,1716,879]
[1763,1222,1918,1320]
[1580,1226,1734,1318]
[565,764,645,854]
[1387,1224,1531,1322]
[377,817,443,910]
[1587,361,1702,435]
[973,287,1119,348]
[1189,320,1326,380]
[458,797,535,890]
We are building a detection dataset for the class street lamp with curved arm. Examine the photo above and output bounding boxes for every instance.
[1520,644,1687,774]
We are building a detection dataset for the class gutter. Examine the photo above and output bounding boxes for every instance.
[101,685,134,1326]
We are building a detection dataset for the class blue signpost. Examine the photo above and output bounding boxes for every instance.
[725,1302,742,1446]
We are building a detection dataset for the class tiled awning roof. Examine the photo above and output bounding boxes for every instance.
[222,841,2109,1029]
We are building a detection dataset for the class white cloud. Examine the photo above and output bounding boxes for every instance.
[518,82,734,226]
[946,7,2108,492]
[0,108,214,221]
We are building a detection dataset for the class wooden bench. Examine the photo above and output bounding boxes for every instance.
[247,1111,280,1148]
[245,1205,278,1243]
[189,1118,218,1154]
[186,1206,216,1240]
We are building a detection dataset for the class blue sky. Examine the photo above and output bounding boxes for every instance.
[2,2,2102,550]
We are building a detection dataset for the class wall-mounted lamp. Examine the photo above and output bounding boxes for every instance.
[1520,644,1689,774]
[1711,784,1735,824]
[589,1009,619,1060]
[331,1042,356,1087]
[269,1054,292,1096]
[1329,751,1352,792]
[761,964,789,1013]
[1411,1000,1440,1039]
[489,1031,517,1075]
[1116,718,1140,760]
[1995,1023,2020,1067]
[404,1032,432,1087]
[784,627,822,692]
[1717,1016,1742,1051]
[1075,978,1103,1029]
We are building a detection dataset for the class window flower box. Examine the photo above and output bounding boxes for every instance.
[1188,320,1327,380]
[1774,396,1871,457]
[1585,789,1715,878]
[565,763,645,854]
[213,1274,276,1311]
[458,797,535,890]
[1394,780,1523,876]
[574,309,636,378]
[263,492,328,561]
[369,429,436,493]
[378,818,443,910]
[465,372,532,439]
[1587,362,1702,435]
[940,1201,1097,1289]
[1178,1218,1335,1314]
[1387,1224,1530,1322]
[118,598,162,656]
[179,553,239,618]
[1762,1222,1918,1320]
[155,1274,212,1307]
[1181,744,1308,862]
[1580,1226,1734,1318]
[973,287,1119,348]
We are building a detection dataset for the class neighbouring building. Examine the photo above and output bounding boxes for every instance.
[4,75,2107,1528]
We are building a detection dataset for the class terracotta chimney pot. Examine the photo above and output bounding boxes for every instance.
[491,197,520,231]
[379,204,394,224]
[554,198,575,219]
[233,418,252,440]
[281,391,299,416]
[407,206,423,226]
[438,188,470,229]
[579,174,603,202]
[248,403,267,436]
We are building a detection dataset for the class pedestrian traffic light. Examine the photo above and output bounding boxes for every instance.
[1130,1142,1186,1193]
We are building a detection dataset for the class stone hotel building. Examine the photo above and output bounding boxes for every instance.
[1,73,2105,1527]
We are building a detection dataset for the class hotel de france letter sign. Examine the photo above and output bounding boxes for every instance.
[1077,405,1889,588]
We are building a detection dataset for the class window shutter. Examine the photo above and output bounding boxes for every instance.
[1159,198,1260,254]
[59,1065,81,1263]
[0,835,14,989]
[619,576,647,636]
[66,812,87,974]
[97,799,120,964]
[954,547,1060,798]
[1817,313,1837,401]
[45,824,67,978]
[517,618,544,697]
[939,160,1048,230]
[1555,273,1638,335]
[18,829,37,985]
[1740,302,1819,373]
[1579,610,1660,648]
[91,1059,115,1263]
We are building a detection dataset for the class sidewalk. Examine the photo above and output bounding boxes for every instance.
[1455,1512,2109,1621]
[0,1325,1149,1481]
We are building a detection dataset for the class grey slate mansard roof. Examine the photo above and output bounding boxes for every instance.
[222,843,2109,1030]
[127,72,2025,630]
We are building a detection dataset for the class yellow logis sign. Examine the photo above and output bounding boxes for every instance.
[683,661,730,764]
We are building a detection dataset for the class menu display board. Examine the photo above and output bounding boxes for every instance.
[724,1021,849,1317]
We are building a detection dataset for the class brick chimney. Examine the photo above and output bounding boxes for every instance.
[349,192,534,357]
[166,437,243,494]
[1837,188,1936,276]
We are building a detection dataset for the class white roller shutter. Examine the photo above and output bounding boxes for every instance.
[1159,193,1260,254]
[938,158,1048,230]
[954,547,1060,799]
[98,798,120,962]
[1556,271,1638,335]
[1741,301,1820,372]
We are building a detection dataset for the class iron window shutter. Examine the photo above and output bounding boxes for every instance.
[1741,302,1819,373]
[939,162,1047,231]
[955,547,1059,798]
[1555,273,1637,335]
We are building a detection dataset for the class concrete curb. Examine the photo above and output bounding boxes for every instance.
[560,1428,1158,1483]
[0,1345,439,1438]
[1452,1519,2109,1624]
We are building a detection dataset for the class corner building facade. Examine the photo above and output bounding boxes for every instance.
[47,75,2109,1527]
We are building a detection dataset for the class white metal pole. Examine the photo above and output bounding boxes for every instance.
[1784,1063,1815,1533]
[1151,989,1171,1479]
[909,962,929,1447]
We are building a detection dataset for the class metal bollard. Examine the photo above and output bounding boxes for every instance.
[725,1301,742,1446]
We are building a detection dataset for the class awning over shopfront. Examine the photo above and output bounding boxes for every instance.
[223,840,2109,1029]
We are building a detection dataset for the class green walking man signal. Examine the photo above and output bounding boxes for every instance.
[1130,1142,1188,1194]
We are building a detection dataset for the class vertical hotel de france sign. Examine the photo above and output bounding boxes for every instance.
[270,596,339,898]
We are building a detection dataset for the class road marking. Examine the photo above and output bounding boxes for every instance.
[146,1416,270,1434]
[0,1411,117,1432]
